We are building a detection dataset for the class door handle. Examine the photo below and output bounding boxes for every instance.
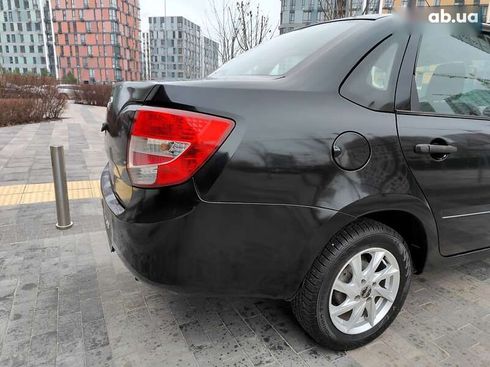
[414,144,457,154]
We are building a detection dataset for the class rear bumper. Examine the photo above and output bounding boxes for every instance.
[101,165,351,299]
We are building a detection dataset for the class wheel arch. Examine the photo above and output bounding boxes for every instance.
[338,194,438,274]
[362,210,428,273]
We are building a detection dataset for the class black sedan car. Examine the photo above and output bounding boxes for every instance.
[101,15,490,349]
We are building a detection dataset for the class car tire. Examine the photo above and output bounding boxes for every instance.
[292,218,412,350]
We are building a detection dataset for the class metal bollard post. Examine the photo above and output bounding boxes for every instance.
[50,145,73,230]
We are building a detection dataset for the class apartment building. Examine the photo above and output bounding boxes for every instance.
[279,0,490,34]
[279,0,364,34]
[141,30,150,80]
[0,0,55,75]
[148,16,201,80]
[203,36,219,78]
[0,0,142,83]
[51,0,141,83]
[385,0,490,21]
[148,16,219,81]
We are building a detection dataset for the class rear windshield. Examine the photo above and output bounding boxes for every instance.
[210,20,359,78]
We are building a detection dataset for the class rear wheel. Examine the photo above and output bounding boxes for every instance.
[292,219,412,350]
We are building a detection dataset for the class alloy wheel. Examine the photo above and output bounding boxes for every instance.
[328,247,400,335]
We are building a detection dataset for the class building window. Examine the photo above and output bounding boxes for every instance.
[289,12,295,23]
[303,11,312,21]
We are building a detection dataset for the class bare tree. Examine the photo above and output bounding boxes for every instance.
[317,0,373,20]
[317,0,349,21]
[182,48,200,80]
[232,2,271,52]
[207,0,273,64]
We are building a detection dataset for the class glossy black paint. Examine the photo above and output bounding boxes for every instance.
[397,113,490,256]
[396,29,490,257]
[101,16,489,299]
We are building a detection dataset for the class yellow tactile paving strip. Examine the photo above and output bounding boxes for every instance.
[0,180,101,207]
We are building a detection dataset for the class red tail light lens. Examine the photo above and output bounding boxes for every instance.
[127,107,235,187]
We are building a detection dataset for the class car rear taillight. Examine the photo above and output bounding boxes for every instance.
[127,107,235,187]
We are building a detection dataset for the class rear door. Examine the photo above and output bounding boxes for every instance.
[397,23,490,256]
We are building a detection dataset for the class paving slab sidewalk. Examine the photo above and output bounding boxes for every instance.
[0,103,489,366]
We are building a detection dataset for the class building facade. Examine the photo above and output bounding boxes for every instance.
[203,36,219,78]
[141,30,150,80]
[148,16,219,81]
[149,16,202,81]
[279,0,490,34]
[51,0,141,83]
[0,0,55,75]
[385,0,489,21]
[0,0,142,83]
[279,0,364,34]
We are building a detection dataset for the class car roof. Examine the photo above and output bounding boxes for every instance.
[340,14,390,21]
[296,14,391,33]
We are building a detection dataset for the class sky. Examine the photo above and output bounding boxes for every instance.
[139,0,281,40]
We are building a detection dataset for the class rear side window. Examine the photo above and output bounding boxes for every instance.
[340,32,409,112]
[210,21,358,77]
[411,25,490,118]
